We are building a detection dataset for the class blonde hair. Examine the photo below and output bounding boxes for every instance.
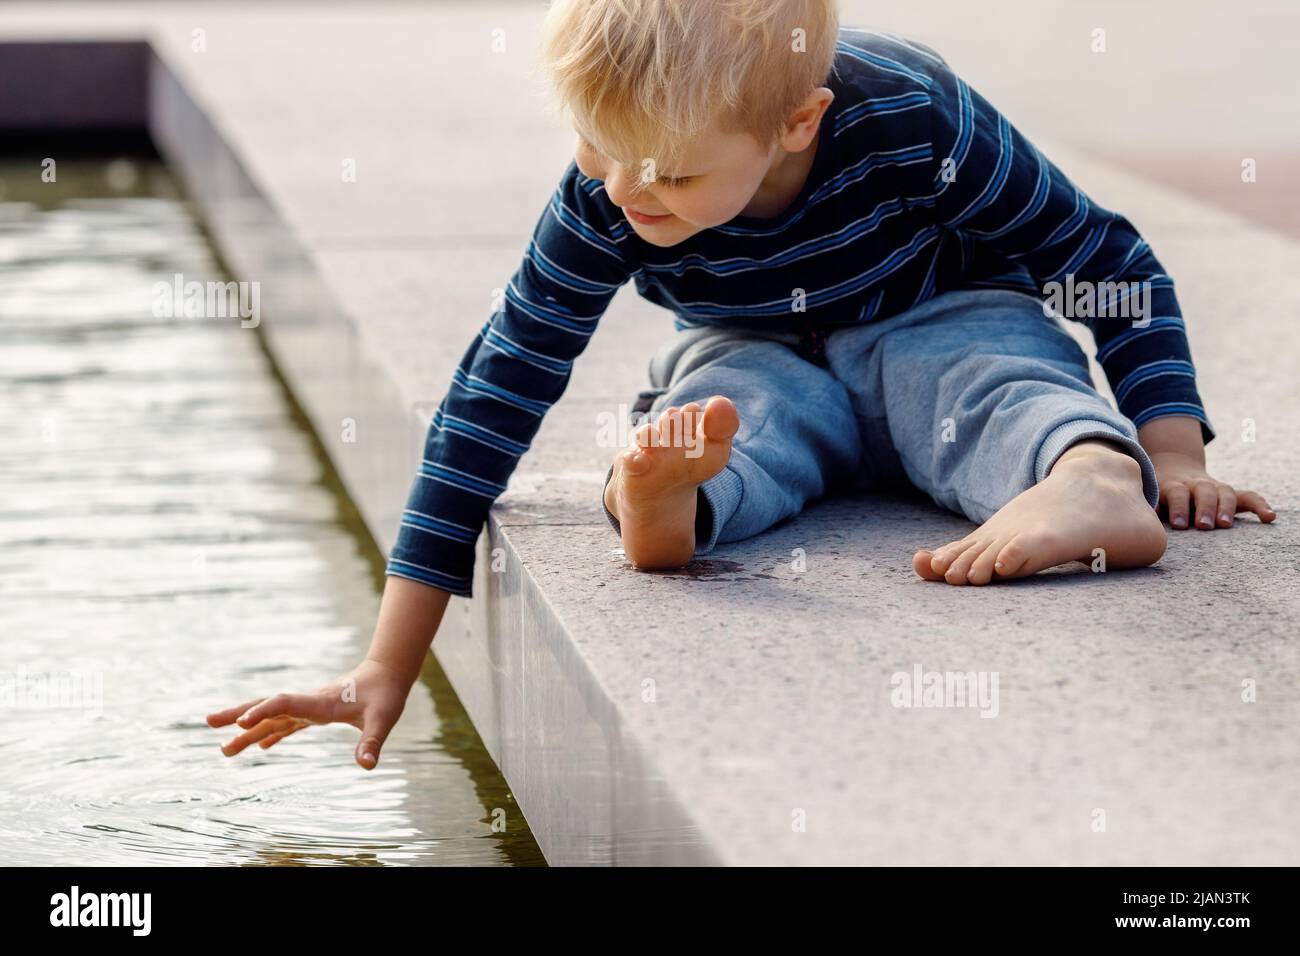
[536,0,840,192]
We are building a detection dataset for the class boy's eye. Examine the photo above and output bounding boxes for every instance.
[659,176,692,188]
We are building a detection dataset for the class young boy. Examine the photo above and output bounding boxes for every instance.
[209,0,1274,769]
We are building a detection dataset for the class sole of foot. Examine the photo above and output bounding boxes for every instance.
[605,395,739,570]
[912,440,1167,585]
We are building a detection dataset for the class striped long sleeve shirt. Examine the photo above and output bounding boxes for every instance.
[386,28,1213,597]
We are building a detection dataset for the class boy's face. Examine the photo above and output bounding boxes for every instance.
[574,93,829,248]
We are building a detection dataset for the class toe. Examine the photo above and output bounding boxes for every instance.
[993,537,1031,578]
[944,541,985,585]
[912,550,946,581]
[620,446,651,477]
[929,536,973,574]
[701,395,740,442]
[658,407,682,446]
[679,401,703,435]
[966,539,1007,586]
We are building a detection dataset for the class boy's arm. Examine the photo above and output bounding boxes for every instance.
[386,160,634,597]
[208,163,634,765]
[365,575,452,683]
[922,56,1214,446]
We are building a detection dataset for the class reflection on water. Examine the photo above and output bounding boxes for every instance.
[0,159,543,866]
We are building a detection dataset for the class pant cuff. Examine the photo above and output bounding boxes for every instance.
[1034,419,1160,510]
[695,466,744,554]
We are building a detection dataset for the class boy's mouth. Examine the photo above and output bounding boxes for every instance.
[625,208,674,225]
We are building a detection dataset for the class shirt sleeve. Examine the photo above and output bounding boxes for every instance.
[923,56,1215,445]
[385,161,634,596]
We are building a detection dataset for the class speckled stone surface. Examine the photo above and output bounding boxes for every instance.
[8,1,1296,864]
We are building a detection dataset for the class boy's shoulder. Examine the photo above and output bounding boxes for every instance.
[832,27,951,88]
[828,29,958,147]
[837,27,951,80]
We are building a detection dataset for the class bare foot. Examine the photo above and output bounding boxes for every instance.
[605,396,739,569]
[912,439,1167,585]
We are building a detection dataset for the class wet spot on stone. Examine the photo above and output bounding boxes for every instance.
[616,557,780,581]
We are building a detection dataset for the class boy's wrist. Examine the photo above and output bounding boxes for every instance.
[360,653,422,690]
[363,575,453,684]
[1136,414,1206,460]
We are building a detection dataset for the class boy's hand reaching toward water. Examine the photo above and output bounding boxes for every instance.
[206,575,452,769]
[1139,416,1276,530]
[206,659,411,769]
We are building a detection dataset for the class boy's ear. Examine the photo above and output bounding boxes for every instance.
[784,87,834,149]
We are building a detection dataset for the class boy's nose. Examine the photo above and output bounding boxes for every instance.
[602,167,641,208]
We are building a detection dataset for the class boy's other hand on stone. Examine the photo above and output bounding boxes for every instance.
[1148,449,1275,530]
[1138,414,1275,530]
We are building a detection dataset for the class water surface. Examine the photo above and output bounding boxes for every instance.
[0,158,542,866]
